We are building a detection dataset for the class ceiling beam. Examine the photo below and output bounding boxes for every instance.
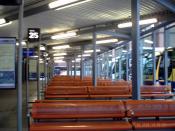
[155,0,175,13]
[97,30,131,40]
[141,18,175,37]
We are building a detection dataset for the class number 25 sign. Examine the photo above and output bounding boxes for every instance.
[28,28,40,43]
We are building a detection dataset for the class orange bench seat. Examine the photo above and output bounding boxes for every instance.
[30,121,132,131]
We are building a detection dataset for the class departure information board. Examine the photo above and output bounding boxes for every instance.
[0,38,16,88]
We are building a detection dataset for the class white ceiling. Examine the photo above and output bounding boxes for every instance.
[0,0,167,39]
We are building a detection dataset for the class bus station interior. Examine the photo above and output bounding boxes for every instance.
[0,0,175,131]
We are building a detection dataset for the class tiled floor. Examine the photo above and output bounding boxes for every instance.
[0,81,40,131]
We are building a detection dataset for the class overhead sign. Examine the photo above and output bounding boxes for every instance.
[0,38,16,89]
[28,28,40,43]
[0,0,21,5]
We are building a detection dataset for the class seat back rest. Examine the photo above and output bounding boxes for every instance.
[32,101,125,119]
[46,87,88,95]
[88,86,130,95]
[141,85,171,94]
[125,100,175,118]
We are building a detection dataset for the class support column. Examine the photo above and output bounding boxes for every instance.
[131,0,141,100]
[106,53,109,79]
[92,29,97,86]
[80,47,84,80]
[70,60,72,76]
[67,61,69,76]
[37,44,40,100]
[164,27,169,85]
[118,58,122,80]
[44,56,48,88]
[152,31,157,85]
[115,52,117,80]
[26,42,30,131]
[74,55,76,77]
[126,45,129,81]
[17,0,24,131]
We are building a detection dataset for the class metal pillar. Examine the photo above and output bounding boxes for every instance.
[17,0,24,131]
[106,53,109,79]
[67,61,69,76]
[37,44,40,100]
[44,58,47,87]
[131,0,141,100]
[164,27,169,85]
[70,61,72,76]
[92,29,97,86]
[152,31,157,85]
[118,58,122,80]
[51,60,54,78]
[140,40,143,85]
[47,62,49,82]
[80,47,84,80]
[115,53,117,80]
[26,42,30,131]
[126,45,129,81]
[74,56,76,77]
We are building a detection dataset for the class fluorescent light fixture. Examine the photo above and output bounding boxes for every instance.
[143,47,165,52]
[112,58,115,62]
[96,39,118,44]
[144,39,153,44]
[40,46,46,51]
[44,53,48,57]
[118,18,158,28]
[72,60,75,63]
[83,54,91,57]
[84,49,101,53]
[51,31,77,40]
[78,54,91,57]
[31,55,39,58]
[16,41,26,46]
[155,47,164,52]
[116,56,120,59]
[0,21,12,27]
[52,45,70,50]
[76,58,81,61]
[56,0,92,11]
[143,47,153,50]
[49,0,78,9]
[54,60,65,63]
[0,18,6,25]
[53,53,67,56]
[122,50,127,53]
[54,56,64,60]
[155,52,161,56]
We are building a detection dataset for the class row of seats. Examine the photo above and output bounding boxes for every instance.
[49,76,130,86]
[49,80,130,86]
[30,100,175,131]
[45,85,173,99]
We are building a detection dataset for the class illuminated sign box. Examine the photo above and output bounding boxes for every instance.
[28,28,40,43]
[0,0,21,5]
[0,38,16,89]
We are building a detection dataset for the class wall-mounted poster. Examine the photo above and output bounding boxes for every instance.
[29,59,37,80]
[0,38,16,89]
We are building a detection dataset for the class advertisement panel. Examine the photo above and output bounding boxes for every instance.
[0,38,16,88]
